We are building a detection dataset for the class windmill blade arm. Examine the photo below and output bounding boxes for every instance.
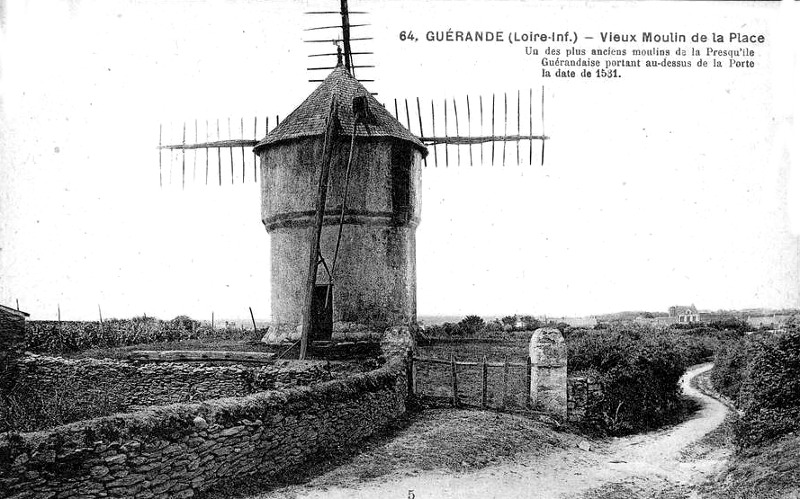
[159,139,258,151]
[420,134,549,145]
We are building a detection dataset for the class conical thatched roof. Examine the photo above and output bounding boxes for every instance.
[254,65,426,155]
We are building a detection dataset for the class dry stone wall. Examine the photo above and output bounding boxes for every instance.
[566,375,604,424]
[14,355,332,409]
[0,330,414,499]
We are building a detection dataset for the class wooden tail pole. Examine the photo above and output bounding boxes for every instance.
[249,306,257,332]
[98,304,104,331]
[300,98,340,360]
[394,98,399,120]
[16,299,19,311]
[211,311,215,330]
[57,303,61,322]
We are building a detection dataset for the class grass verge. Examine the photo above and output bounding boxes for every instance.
[199,408,576,498]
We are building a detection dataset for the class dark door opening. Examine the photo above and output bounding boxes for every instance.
[311,284,333,341]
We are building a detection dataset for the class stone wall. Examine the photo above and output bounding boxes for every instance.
[14,355,332,409]
[0,308,27,391]
[0,329,414,498]
[566,375,604,424]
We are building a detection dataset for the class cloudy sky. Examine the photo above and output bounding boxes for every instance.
[1,0,798,321]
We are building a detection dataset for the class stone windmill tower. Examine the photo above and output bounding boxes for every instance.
[158,0,548,358]
[255,62,427,347]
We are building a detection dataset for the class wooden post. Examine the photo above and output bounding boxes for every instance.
[479,95,484,164]
[526,356,532,409]
[502,356,509,409]
[98,304,104,334]
[216,119,222,186]
[300,98,339,360]
[529,88,533,166]
[466,95,473,166]
[57,303,61,322]
[205,120,210,185]
[443,99,449,167]
[453,97,460,166]
[416,97,427,167]
[16,299,19,310]
[491,94,496,165]
[430,100,438,167]
[481,355,488,409]
[193,119,198,182]
[503,92,508,166]
[228,118,234,185]
[253,116,258,181]
[211,311,215,330]
[450,354,459,407]
[158,124,163,188]
[181,121,186,189]
[249,306,257,332]
[340,0,353,73]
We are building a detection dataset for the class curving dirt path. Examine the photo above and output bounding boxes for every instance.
[262,363,730,499]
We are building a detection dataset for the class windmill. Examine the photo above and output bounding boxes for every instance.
[157,0,549,359]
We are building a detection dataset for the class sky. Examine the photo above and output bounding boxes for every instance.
[1,0,798,321]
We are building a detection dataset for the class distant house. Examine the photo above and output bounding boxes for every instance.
[668,305,699,324]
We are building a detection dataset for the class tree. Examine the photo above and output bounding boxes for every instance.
[459,315,485,334]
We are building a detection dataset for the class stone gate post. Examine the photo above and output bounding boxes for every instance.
[529,327,567,418]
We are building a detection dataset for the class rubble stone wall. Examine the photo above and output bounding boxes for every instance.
[0,331,413,499]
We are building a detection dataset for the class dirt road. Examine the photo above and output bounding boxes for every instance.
[261,363,730,499]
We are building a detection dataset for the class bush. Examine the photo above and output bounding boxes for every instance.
[734,330,800,448]
[710,338,750,400]
[24,316,214,354]
[567,328,688,435]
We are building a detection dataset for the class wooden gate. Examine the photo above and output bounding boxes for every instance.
[410,354,533,411]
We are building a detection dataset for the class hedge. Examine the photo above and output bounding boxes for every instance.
[567,328,688,435]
